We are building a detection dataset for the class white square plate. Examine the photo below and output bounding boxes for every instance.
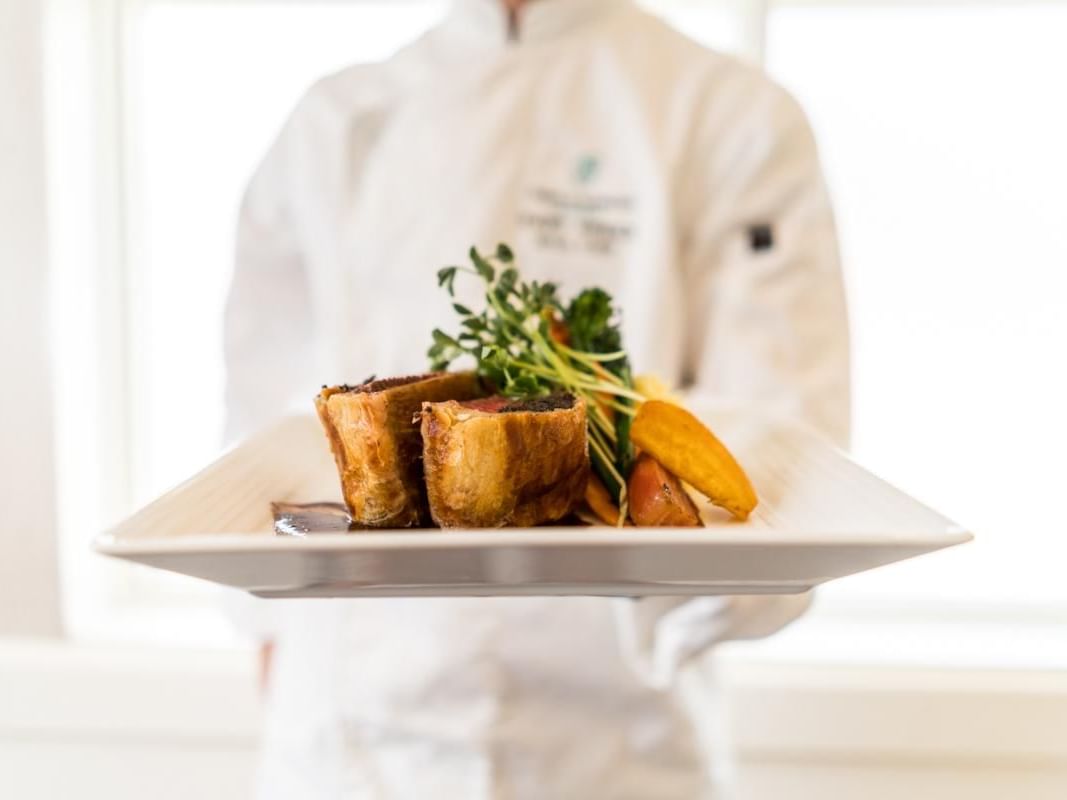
[94,414,970,598]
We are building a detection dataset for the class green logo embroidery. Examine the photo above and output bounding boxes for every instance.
[575,154,599,184]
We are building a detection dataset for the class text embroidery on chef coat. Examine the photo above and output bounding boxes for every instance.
[518,154,635,257]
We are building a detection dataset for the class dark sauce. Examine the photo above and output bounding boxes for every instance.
[272,502,357,536]
[272,501,589,533]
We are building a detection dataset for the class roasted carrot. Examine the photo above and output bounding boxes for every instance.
[584,472,625,526]
[627,454,702,527]
[630,401,757,520]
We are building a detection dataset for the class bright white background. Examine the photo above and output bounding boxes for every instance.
[47,0,1067,658]
[4,1,1067,798]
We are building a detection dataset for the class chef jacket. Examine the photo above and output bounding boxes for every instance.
[225,1,849,797]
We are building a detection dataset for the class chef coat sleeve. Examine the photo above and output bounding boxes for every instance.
[615,593,813,689]
[224,105,316,445]
[680,78,850,447]
[616,80,846,687]
[221,98,317,642]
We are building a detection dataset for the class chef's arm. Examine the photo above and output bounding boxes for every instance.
[617,81,848,688]
[224,106,315,444]
[679,80,850,447]
[222,98,318,666]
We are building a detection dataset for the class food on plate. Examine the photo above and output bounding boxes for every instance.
[627,454,703,528]
[633,374,681,406]
[630,400,758,521]
[310,243,756,532]
[584,473,625,527]
[315,373,482,527]
[430,244,638,517]
[420,394,589,528]
[429,244,757,526]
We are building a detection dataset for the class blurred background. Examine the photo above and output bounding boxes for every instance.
[2,0,1066,798]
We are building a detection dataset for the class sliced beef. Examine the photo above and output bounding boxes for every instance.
[315,372,482,527]
[420,394,590,528]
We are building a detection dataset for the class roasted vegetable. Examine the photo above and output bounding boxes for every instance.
[630,401,757,520]
[584,472,625,527]
[428,245,758,526]
[633,374,681,406]
[627,454,702,528]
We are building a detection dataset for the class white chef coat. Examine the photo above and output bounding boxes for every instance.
[224,1,850,798]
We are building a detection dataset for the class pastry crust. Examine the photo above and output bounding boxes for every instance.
[420,396,590,528]
[315,373,482,527]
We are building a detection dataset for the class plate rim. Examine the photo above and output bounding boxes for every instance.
[94,526,973,556]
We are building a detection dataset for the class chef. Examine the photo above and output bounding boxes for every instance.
[225,0,850,797]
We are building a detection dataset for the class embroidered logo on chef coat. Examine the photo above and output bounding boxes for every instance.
[517,155,634,258]
[575,154,600,185]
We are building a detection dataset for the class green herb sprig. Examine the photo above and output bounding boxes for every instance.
[428,244,643,516]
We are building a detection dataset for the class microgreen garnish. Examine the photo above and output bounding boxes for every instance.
[428,244,643,516]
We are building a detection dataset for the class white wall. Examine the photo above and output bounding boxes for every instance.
[2,640,1066,800]
[0,1,61,635]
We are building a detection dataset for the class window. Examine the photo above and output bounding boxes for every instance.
[51,0,448,644]
[49,1,1067,659]
[766,2,1067,607]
